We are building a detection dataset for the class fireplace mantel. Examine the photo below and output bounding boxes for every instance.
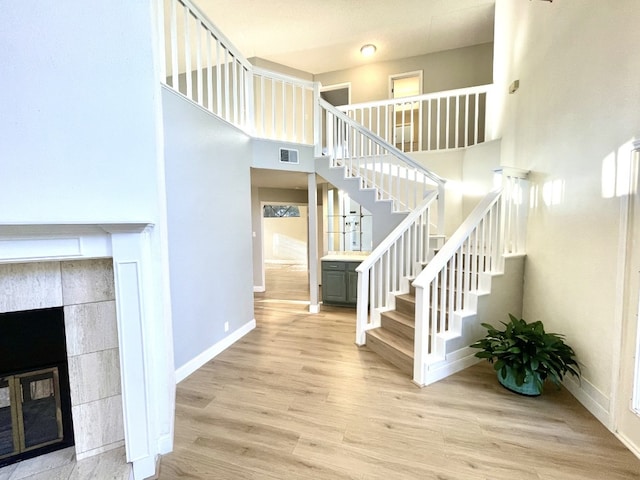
[0,222,172,479]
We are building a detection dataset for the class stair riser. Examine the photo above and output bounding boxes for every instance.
[366,333,413,375]
[395,296,415,316]
[380,315,415,341]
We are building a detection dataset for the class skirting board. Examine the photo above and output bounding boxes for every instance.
[563,375,612,429]
[175,319,256,383]
[253,286,265,293]
[616,431,640,461]
[416,349,482,387]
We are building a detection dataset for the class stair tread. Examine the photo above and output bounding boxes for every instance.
[380,309,415,327]
[367,327,414,357]
[396,293,415,302]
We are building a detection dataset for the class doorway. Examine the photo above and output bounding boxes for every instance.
[389,71,423,152]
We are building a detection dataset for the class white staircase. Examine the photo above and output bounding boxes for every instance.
[158,0,528,388]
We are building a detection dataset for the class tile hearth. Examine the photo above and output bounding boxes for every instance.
[0,446,130,480]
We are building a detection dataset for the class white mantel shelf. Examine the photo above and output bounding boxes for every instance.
[0,223,154,264]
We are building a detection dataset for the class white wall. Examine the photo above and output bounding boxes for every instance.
[462,140,502,218]
[314,43,493,104]
[0,1,162,223]
[162,88,255,374]
[0,1,176,470]
[263,206,308,264]
[408,150,464,237]
[251,187,311,288]
[493,0,640,452]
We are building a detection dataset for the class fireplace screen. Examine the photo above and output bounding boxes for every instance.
[0,367,64,460]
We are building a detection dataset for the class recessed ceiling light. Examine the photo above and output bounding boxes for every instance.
[360,44,377,57]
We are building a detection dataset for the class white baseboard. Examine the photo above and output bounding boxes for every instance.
[563,375,612,429]
[175,319,256,383]
[157,433,173,455]
[309,304,320,313]
[616,431,640,461]
[421,348,482,386]
[253,286,265,293]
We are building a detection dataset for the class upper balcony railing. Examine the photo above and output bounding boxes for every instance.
[252,67,317,144]
[339,85,493,153]
[161,0,253,131]
[159,0,493,155]
[159,0,317,145]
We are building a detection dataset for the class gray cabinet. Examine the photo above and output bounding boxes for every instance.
[321,260,361,306]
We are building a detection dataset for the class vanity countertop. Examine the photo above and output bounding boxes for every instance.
[321,252,370,262]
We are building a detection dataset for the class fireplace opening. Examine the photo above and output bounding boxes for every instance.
[0,307,74,467]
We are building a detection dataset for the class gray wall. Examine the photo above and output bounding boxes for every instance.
[315,43,494,104]
[162,88,254,372]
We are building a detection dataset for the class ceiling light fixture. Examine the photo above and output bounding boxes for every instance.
[360,44,377,57]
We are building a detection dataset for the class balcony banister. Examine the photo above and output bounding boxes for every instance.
[177,0,253,71]
[252,66,316,89]
[318,98,447,188]
[339,84,494,111]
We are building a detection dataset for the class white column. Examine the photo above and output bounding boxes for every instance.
[106,226,162,480]
[308,173,320,313]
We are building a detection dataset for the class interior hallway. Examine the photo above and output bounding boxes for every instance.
[158,264,640,479]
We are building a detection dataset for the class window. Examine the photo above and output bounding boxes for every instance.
[263,205,300,218]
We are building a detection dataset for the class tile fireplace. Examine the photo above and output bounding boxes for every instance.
[0,224,174,480]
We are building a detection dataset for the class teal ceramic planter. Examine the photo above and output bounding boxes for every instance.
[497,366,542,396]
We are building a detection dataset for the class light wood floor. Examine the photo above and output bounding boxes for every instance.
[158,264,640,479]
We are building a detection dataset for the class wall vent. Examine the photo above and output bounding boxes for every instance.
[279,148,299,165]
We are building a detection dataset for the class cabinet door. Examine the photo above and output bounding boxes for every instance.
[346,270,359,304]
[322,270,347,303]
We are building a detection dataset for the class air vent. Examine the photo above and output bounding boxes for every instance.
[279,148,299,165]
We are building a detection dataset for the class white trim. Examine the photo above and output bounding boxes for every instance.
[308,304,320,314]
[415,347,482,387]
[563,375,612,429]
[610,173,631,428]
[253,285,266,293]
[157,433,173,456]
[616,431,640,461]
[631,144,640,415]
[175,319,256,383]
[389,70,423,99]
[0,223,166,480]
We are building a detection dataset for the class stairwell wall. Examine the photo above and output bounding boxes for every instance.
[493,0,640,454]
[162,88,255,379]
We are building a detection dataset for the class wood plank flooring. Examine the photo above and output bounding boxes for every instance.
[158,264,640,479]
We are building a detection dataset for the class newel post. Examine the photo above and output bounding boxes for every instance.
[412,284,428,386]
[313,82,322,157]
[493,167,530,262]
[437,183,446,236]
[355,269,369,346]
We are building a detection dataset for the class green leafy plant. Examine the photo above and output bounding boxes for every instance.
[470,314,580,392]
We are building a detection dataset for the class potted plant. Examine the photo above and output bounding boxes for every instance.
[470,314,580,396]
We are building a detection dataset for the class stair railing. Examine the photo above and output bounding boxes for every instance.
[339,84,493,153]
[411,169,528,385]
[160,0,253,131]
[252,67,317,144]
[355,191,439,345]
[318,98,446,230]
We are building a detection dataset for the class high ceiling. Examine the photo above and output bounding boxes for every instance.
[194,0,496,75]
